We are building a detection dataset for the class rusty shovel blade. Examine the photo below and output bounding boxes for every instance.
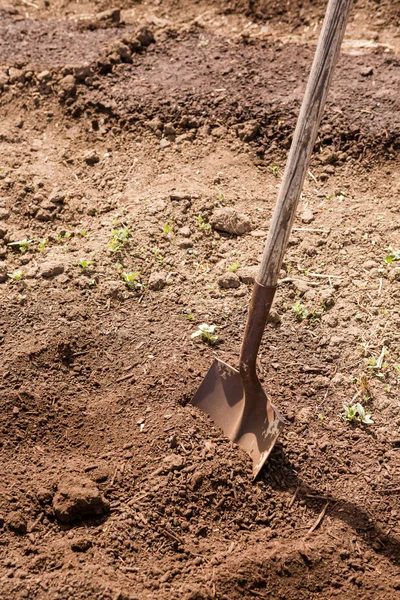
[191,358,285,478]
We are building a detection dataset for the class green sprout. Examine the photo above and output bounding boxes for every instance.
[8,270,24,282]
[196,215,211,232]
[121,272,141,289]
[342,403,374,425]
[292,300,308,320]
[7,239,33,254]
[384,248,400,264]
[162,223,173,234]
[191,323,218,344]
[228,260,239,272]
[87,278,96,287]
[270,165,279,177]
[368,346,388,378]
[187,314,195,321]
[37,238,48,252]
[107,227,130,253]
[78,258,93,271]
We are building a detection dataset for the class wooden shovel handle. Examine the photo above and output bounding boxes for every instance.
[257,0,353,287]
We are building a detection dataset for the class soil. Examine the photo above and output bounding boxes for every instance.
[0,1,399,599]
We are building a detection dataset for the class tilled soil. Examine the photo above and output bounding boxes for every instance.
[0,1,399,599]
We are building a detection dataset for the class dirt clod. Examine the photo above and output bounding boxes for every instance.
[218,272,241,289]
[6,511,27,535]
[211,207,252,235]
[52,475,110,523]
[148,271,166,291]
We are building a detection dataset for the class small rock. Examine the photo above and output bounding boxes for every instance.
[211,207,252,235]
[71,537,92,552]
[0,208,10,220]
[170,192,191,202]
[322,313,338,328]
[177,239,193,249]
[363,260,377,270]
[6,511,27,535]
[301,207,314,224]
[160,138,170,149]
[267,309,281,325]
[84,150,100,165]
[163,454,184,472]
[190,471,204,490]
[37,70,51,82]
[250,230,267,238]
[8,67,25,85]
[321,289,335,307]
[148,272,166,291]
[107,40,132,63]
[217,272,240,289]
[360,67,373,77]
[59,74,76,97]
[39,261,64,278]
[97,8,120,22]
[49,190,67,205]
[237,266,258,284]
[135,27,155,47]
[37,487,54,505]
[36,209,52,222]
[53,475,110,523]
[163,123,176,139]
[178,226,191,237]
[74,65,93,82]
[0,268,8,283]
[324,165,335,175]
[294,280,310,295]
[237,120,259,142]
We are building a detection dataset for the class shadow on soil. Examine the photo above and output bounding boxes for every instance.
[261,445,400,567]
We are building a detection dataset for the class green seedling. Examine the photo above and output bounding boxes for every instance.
[87,278,96,287]
[37,238,48,252]
[228,260,239,272]
[292,300,308,320]
[107,227,130,253]
[78,259,93,271]
[342,402,374,425]
[196,215,211,232]
[384,248,400,264]
[368,346,388,378]
[8,270,24,282]
[122,271,141,289]
[162,223,173,234]
[7,239,33,254]
[270,165,279,177]
[18,294,27,302]
[191,323,218,344]
[187,314,195,321]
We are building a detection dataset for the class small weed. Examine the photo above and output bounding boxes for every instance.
[122,271,141,289]
[7,239,33,254]
[368,346,388,378]
[384,248,400,264]
[37,238,48,252]
[187,314,195,321]
[87,278,96,287]
[191,323,218,344]
[342,402,374,425]
[199,40,209,47]
[196,215,211,232]
[162,222,173,234]
[18,294,27,303]
[78,258,93,271]
[292,300,308,320]
[8,270,24,282]
[270,165,279,177]
[228,260,239,272]
[107,227,130,253]
[151,248,164,263]
[317,413,325,421]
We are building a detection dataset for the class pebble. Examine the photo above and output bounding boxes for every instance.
[294,280,310,295]
[59,74,76,97]
[148,271,166,291]
[71,537,93,552]
[237,120,259,142]
[178,226,191,237]
[267,309,281,325]
[39,261,64,278]
[218,272,240,289]
[211,207,252,235]
[84,150,100,165]
[363,260,377,270]
[323,313,338,328]
[301,207,314,224]
[160,138,170,149]
[52,475,110,523]
[360,67,373,77]
[163,123,176,139]
[163,454,184,472]
[0,208,10,220]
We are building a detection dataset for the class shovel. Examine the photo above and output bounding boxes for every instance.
[191,0,353,478]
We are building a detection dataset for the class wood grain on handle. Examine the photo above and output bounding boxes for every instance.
[257,0,353,287]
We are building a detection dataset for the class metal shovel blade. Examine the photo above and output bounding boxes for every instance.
[191,358,285,478]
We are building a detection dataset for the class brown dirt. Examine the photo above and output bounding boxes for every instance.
[0,1,399,599]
